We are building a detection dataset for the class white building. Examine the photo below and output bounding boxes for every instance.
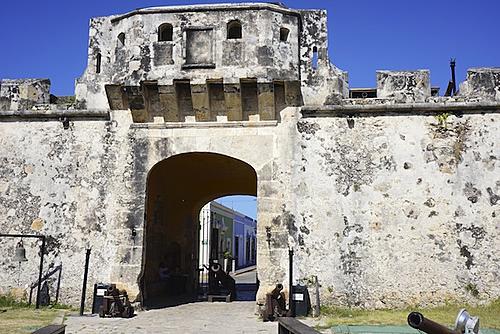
[199,201,257,274]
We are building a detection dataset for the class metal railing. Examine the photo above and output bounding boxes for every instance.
[28,264,62,306]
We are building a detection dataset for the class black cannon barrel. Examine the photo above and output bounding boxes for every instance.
[408,312,458,334]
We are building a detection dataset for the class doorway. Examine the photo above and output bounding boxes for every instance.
[140,152,257,308]
[197,195,258,301]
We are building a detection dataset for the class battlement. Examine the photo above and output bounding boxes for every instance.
[75,2,347,115]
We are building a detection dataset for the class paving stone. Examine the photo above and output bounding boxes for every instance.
[65,301,277,333]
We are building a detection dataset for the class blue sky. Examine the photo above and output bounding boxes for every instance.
[1,0,498,95]
[1,0,498,219]
[216,195,257,219]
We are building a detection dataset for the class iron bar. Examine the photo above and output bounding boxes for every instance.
[55,265,62,305]
[56,266,62,304]
[36,237,46,309]
[0,233,45,309]
[80,249,91,316]
[29,264,62,305]
[408,312,459,334]
[288,247,295,317]
[450,59,457,96]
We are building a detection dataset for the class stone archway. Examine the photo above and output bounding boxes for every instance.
[139,152,257,307]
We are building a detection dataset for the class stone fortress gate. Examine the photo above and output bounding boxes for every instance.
[0,3,499,309]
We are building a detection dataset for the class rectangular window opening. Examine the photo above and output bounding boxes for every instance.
[312,47,318,70]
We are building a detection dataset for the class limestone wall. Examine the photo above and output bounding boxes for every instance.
[290,112,500,307]
[0,105,498,308]
[0,108,295,306]
[76,3,303,110]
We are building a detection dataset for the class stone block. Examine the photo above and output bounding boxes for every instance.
[222,40,244,66]
[377,70,430,102]
[208,82,225,118]
[461,68,500,101]
[143,83,162,120]
[258,83,275,120]
[175,81,195,121]
[241,81,259,120]
[284,81,303,106]
[191,84,211,121]
[224,83,242,121]
[158,85,179,121]
[105,85,128,110]
[153,42,174,66]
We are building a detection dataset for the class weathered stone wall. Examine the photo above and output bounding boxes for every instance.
[0,111,132,305]
[0,3,499,311]
[76,3,303,110]
[0,108,296,306]
[0,79,51,111]
[75,3,348,111]
[0,107,499,308]
[290,112,500,307]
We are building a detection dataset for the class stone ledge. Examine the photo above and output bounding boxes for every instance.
[301,101,500,117]
[130,120,278,129]
[0,109,110,120]
[111,3,300,23]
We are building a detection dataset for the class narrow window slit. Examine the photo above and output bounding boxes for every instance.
[227,20,242,39]
[280,28,289,42]
[96,53,101,73]
[118,33,125,46]
[158,23,173,42]
[312,46,318,70]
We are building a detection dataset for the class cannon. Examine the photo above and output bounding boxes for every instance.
[263,283,287,321]
[98,284,134,318]
[205,260,236,302]
[407,309,479,334]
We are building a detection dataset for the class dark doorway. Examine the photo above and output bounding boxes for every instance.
[140,152,257,308]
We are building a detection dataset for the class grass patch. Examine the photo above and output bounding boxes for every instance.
[321,299,500,329]
[0,294,30,308]
[0,294,73,333]
[0,308,64,334]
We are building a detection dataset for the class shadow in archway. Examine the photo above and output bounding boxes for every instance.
[139,152,257,309]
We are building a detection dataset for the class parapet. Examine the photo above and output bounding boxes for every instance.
[0,79,50,111]
[75,2,348,117]
[377,70,430,103]
[343,68,500,106]
[459,68,500,101]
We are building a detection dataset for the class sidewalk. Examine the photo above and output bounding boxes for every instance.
[232,265,256,276]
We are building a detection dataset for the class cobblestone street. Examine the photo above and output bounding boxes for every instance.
[65,301,276,333]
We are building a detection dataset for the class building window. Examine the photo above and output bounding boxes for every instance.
[312,46,318,70]
[280,27,289,42]
[96,53,101,73]
[227,20,242,39]
[158,23,173,42]
[118,32,125,46]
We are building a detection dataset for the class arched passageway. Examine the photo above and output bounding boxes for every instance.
[140,152,257,307]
